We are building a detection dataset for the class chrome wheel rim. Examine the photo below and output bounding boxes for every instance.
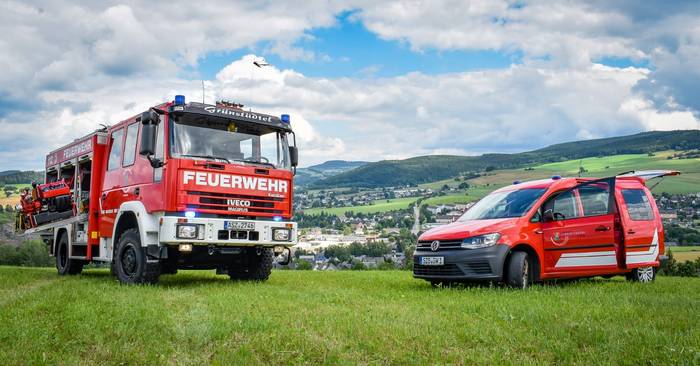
[637,266,654,282]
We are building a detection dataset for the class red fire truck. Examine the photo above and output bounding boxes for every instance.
[17,95,299,284]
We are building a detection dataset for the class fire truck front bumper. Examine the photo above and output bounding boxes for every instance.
[159,216,297,247]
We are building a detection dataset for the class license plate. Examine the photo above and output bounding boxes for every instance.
[224,221,255,231]
[420,257,444,266]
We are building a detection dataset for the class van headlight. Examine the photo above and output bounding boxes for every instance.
[177,224,203,239]
[272,228,291,242]
[461,233,501,249]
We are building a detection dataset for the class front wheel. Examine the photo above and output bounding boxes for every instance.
[506,251,532,289]
[626,266,656,283]
[113,229,160,285]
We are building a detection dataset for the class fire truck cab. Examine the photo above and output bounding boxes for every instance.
[413,171,679,288]
[20,96,299,284]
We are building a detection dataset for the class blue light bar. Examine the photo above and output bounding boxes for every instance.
[185,211,196,218]
[280,114,290,123]
[551,175,562,180]
[273,216,283,222]
[174,95,185,105]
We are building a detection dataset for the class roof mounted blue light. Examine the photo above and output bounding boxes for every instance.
[174,95,185,106]
[513,180,521,185]
[273,216,283,222]
[551,175,562,180]
[280,114,290,123]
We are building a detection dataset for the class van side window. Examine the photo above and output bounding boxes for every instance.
[122,123,139,167]
[107,129,124,171]
[551,190,580,220]
[578,183,610,217]
[622,189,654,221]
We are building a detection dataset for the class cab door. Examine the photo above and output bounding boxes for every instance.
[541,179,618,275]
[616,183,660,268]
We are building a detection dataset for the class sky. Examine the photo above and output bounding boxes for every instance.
[1,1,699,170]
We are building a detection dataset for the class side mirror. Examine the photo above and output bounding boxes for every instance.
[139,110,159,156]
[289,146,298,167]
[542,209,554,222]
[139,123,156,156]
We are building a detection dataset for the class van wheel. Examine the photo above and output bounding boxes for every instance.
[55,232,83,275]
[506,251,532,289]
[626,266,656,283]
[113,229,160,285]
[229,248,273,281]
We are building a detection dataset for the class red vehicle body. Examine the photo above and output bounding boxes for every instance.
[413,172,679,288]
[20,96,299,284]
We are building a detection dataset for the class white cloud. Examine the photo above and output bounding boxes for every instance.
[0,1,698,171]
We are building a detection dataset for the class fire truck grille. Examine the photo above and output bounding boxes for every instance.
[185,191,285,215]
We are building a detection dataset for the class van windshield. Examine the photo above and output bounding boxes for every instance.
[459,188,546,220]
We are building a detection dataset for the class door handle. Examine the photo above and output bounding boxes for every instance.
[101,193,107,201]
[595,225,611,232]
[627,230,636,234]
[534,229,543,234]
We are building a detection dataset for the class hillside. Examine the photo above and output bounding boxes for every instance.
[313,130,700,188]
[0,170,42,185]
[295,160,368,186]
[1,267,698,364]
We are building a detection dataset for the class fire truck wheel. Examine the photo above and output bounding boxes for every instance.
[228,248,273,281]
[55,232,83,276]
[506,251,532,289]
[114,229,160,285]
[626,266,656,283]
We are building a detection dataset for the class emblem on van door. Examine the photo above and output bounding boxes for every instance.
[552,232,561,244]
[431,240,440,252]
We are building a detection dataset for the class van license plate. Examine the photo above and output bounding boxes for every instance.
[224,221,255,231]
[421,257,444,266]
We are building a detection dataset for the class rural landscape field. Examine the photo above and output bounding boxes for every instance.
[1,267,699,365]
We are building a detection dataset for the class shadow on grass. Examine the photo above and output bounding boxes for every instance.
[416,276,629,291]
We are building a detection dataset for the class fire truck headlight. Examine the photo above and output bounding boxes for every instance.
[177,224,202,239]
[272,228,291,242]
[461,233,501,249]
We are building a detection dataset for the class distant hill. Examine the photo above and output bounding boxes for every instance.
[0,170,43,185]
[295,160,369,186]
[312,130,700,188]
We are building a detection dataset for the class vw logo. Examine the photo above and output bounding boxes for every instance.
[430,240,440,252]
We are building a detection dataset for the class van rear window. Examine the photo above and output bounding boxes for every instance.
[622,189,654,221]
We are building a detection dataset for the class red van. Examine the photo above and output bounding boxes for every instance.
[413,171,679,288]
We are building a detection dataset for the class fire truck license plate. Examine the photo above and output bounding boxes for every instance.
[224,221,255,231]
[420,257,444,266]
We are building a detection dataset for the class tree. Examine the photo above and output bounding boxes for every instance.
[4,186,16,197]
[295,259,313,270]
[458,182,470,189]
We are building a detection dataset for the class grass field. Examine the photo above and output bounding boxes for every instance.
[671,246,700,262]
[469,151,700,195]
[0,184,30,207]
[303,197,419,216]
[0,267,699,365]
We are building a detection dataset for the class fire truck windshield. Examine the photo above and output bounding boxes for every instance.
[170,118,291,169]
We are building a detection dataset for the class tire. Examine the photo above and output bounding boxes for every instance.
[506,251,532,289]
[55,232,83,275]
[113,228,160,284]
[626,266,656,283]
[229,248,273,281]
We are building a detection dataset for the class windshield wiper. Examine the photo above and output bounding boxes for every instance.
[234,159,276,169]
[180,154,231,163]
